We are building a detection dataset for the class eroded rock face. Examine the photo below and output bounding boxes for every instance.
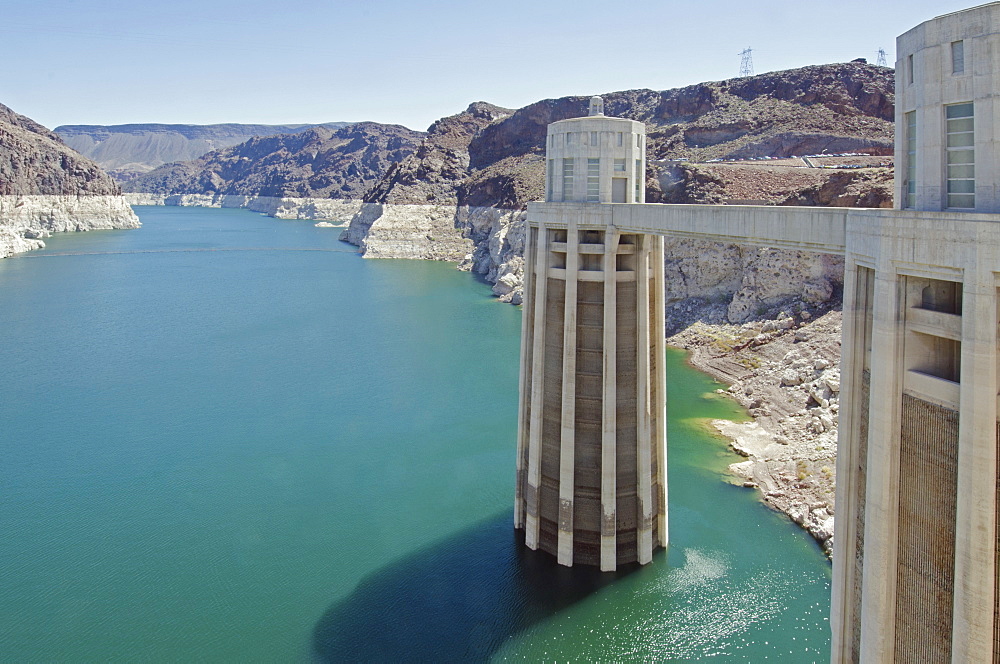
[660,238,846,329]
[125,193,363,222]
[0,195,141,258]
[366,102,513,206]
[339,103,516,261]
[0,103,123,197]
[0,103,140,258]
[347,203,474,261]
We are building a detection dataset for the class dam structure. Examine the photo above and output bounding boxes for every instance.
[515,3,1000,660]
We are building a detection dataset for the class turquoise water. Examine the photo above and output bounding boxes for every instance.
[0,206,830,662]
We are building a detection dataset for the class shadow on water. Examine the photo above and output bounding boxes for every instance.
[312,511,639,663]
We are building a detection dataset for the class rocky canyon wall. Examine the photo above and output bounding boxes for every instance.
[0,102,140,258]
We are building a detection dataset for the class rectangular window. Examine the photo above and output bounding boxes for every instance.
[590,131,598,146]
[562,158,574,202]
[635,160,642,202]
[565,132,573,146]
[586,158,600,202]
[617,132,623,146]
[908,54,914,84]
[614,158,626,172]
[945,103,974,209]
[636,134,641,148]
[905,111,916,209]
[952,40,964,74]
[547,159,554,201]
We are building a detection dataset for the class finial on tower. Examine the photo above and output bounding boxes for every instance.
[588,96,604,116]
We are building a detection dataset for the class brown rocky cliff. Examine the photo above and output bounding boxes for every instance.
[448,62,894,212]
[650,162,894,208]
[362,102,513,205]
[645,62,894,161]
[0,103,122,196]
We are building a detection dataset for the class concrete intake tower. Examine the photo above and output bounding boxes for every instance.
[513,3,1000,659]
[513,97,668,571]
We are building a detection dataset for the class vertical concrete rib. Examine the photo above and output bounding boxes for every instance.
[858,264,904,662]
[951,251,998,661]
[635,235,654,564]
[830,259,863,662]
[525,222,548,550]
[557,221,579,565]
[600,228,619,571]
[514,223,536,529]
[652,234,668,548]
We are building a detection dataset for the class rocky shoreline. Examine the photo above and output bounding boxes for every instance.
[0,195,140,258]
[123,192,364,222]
[668,308,842,554]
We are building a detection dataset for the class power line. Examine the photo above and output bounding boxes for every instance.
[876,48,888,67]
[739,48,754,77]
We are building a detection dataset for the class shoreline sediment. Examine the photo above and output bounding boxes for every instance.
[668,309,842,555]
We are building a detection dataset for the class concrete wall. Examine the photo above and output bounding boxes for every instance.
[528,202,849,255]
[896,3,1000,212]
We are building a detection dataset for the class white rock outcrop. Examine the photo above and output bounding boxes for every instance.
[340,202,529,301]
[340,202,473,261]
[0,195,141,258]
[456,205,526,303]
[124,193,363,222]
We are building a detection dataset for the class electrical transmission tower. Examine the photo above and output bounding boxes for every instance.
[876,48,888,67]
[739,48,754,77]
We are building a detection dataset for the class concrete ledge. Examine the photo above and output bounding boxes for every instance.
[903,371,961,409]
[528,201,850,255]
[906,307,963,340]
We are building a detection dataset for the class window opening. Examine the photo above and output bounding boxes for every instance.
[587,158,600,202]
[562,158,575,202]
[952,40,964,74]
[905,111,916,209]
[946,103,974,209]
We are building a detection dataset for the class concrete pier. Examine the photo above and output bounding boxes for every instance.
[514,98,668,570]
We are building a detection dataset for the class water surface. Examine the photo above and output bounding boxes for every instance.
[0,206,830,661]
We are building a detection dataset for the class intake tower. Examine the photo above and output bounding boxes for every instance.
[513,97,668,571]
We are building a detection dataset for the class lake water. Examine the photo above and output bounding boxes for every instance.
[0,206,831,661]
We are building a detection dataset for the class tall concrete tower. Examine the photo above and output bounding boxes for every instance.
[831,4,1000,661]
[514,97,668,571]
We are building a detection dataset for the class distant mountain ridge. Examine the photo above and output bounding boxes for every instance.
[55,121,353,180]
[123,122,425,199]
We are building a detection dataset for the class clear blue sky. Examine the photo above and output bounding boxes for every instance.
[0,0,978,131]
